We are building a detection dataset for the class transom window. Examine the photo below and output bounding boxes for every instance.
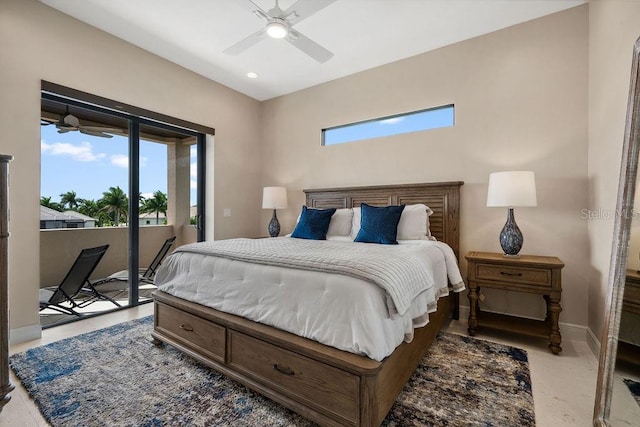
[322,104,454,146]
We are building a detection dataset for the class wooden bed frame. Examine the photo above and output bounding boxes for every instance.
[152,181,463,426]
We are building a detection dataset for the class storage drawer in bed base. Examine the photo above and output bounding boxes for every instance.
[154,302,225,363]
[152,290,451,427]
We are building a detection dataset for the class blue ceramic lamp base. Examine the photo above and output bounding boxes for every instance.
[268,209,281,237]
[500,208,523,257]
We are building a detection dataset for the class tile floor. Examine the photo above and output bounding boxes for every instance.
[2,306,639,426]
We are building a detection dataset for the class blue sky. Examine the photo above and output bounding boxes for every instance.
[323,105,454,146]
[41,125,198,205]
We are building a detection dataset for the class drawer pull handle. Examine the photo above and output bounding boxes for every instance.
[500,271,523,277]
[272,364,295,376]
[179,324,194,332]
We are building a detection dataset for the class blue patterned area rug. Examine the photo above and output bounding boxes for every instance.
[10,317,535,426]
[624,378,640,407]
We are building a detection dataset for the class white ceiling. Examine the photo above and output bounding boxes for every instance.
[39,0,585,101]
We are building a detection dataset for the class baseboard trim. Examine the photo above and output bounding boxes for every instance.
[587,327,601,359]
[457,306,588,342]
[10,323,42,345]
[560,322,589,342]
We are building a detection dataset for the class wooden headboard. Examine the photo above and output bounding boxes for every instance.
[304,182,464,259]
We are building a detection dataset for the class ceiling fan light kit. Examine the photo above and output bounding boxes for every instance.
[266,19,288,39]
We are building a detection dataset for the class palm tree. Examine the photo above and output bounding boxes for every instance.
[40,196,62,211]
[100,186,128,226]
[140,191,168,224]
[77,198,110,226]
[59,190,80,210]
[77,199,98,217]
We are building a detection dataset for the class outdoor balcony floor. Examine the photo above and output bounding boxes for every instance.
[39,283,156,328]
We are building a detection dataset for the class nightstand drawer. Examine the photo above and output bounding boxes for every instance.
[623,279,640,314]
[475,263,551,286]
[625,282,640,302]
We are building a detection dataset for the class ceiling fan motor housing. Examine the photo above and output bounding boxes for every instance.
[62,114,80,127]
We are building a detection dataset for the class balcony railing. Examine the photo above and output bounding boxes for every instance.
[39,224,196,327]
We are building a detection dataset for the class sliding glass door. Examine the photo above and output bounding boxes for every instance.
[40,92,208,326]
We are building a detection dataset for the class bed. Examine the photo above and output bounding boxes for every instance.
[151,181,464,426]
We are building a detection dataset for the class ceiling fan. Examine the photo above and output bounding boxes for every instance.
[40,107,123,138]
[224,0,337,63]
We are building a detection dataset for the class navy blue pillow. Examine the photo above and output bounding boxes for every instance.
[354,203,405,244]
[291,206,337,240]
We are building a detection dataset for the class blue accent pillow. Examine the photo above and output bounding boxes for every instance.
[354,203,405,244]
[291,206,337,240]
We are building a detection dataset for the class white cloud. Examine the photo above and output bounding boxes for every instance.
[140,192,154,199]
[110,154,147,168]
[41,140,106,162]
[190,162,198,189]
[111,154,128,168]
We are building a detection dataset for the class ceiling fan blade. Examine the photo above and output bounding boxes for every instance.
[57,127,74,134]
[224,27,267,55]
[253,8,270,21]
[287,28,333,63]
[79,129,113,138]
[81,125,124,134]
[246,0,270,15]
[282,0,337,24]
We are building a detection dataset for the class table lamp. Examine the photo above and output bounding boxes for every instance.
[486,171,537,257]
[262,186,288,237]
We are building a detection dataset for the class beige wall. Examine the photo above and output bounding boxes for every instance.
[261,7,590,326]
[587,0,640,342]
[0,0,262,336]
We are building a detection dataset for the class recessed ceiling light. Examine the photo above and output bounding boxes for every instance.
[247,72,258,79]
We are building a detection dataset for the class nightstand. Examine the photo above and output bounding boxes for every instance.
[617,269,640,364]
[465,251,564,354]
[623,269,640,314]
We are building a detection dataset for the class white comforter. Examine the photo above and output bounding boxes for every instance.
[155,238,464,361]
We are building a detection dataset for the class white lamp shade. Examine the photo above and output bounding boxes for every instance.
[487,171,537,207]
[262,186,288,209]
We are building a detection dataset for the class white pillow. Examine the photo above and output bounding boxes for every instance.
[351,207,361,238]
[397,204,433,240]
[351,204,433,240]
[327,208,354,236]
[292,207,354,237]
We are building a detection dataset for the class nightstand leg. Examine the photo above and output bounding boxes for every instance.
[543,295,550,322]
[547,294,562,354]
[467,284,479,336]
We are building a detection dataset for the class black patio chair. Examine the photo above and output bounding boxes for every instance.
[39,244,121,316]
[94,236,176,286]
